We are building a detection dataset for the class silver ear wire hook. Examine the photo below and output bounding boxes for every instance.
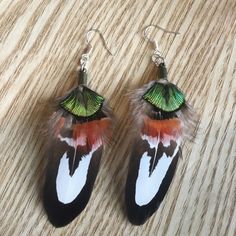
[143,24,180,65]
[80,28,113,72]
[86,28,113,55]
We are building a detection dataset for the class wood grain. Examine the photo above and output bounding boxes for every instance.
[0,0,236,235]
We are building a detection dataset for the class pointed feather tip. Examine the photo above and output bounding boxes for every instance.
[43,198,77,228]
[126,205,157,226]
[126,213,148,226]
[47,215,71,228]
[125,188,161,226]
[43,186,82,228]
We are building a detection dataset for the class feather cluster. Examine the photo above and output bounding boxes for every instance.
[43,71,112,227]
[130,79,198,141]
[125,63,198,225]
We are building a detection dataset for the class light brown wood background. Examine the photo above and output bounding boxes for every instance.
[0,0,236,235]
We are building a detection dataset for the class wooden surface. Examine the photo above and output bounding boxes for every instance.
[0,0,236,235]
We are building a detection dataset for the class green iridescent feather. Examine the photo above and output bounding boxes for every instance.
[60,86,105,117]
[143,82,185,112]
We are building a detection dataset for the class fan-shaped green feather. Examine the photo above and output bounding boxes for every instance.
[60,86,104,117]
[143,82,185,112]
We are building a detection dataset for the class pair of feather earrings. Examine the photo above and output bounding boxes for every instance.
[43,26,197,227]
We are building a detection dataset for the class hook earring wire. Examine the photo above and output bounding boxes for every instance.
[80,28,113,72]
[143,24,180,65]
[86,28,113,55]
[143,24,180,50]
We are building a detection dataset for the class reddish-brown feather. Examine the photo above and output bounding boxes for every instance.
[142,116,182,139]
[72,118,112,146]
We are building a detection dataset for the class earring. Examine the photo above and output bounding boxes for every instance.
[125,25,197,225]
[43,29,113,227]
